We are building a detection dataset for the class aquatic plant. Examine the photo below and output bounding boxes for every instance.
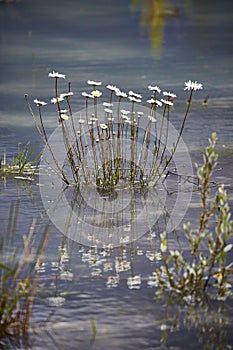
[25,71,202,191]
[156,133,233,301]
[0,142,40,178]
[0,201,49,338]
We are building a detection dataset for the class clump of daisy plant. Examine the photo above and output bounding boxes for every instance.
[25,73,203,191]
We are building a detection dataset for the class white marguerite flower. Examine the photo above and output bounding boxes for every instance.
[121,109,130,115]
[184,80,203,91]
[161,98,173,106]
[103,102,113,107]
[147,98,162,106]
[163,91,177,98]
[51,96,64,104]
[88,80,102,86]
[60,92,74,98]
[100,123,108,130]
[81,92,94,98]
[106,84,118,92]
[148,85,161,93]
[137,112,143,118]
[128,90,142,99]
[91,90,102,98]
[60,113,69,120]
[90,117,98,121]
[116,90,128,98]
[104,108,113,114]
[128,96,142,103]
[33,99,47,106]
[48,71,66,79]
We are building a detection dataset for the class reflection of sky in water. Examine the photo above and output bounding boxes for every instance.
[0,0,233,147]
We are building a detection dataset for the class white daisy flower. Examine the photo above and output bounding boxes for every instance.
[51,96,64,104]
[121,109,130,115]
[48,71,66,79]
[128,96,142,103]
[33,99,47,106]
[137,112,143,118]
[103,102,113,107]
[81,92,94,98]
[116,90,128,98]
[163,91,177,98]
[161,98,174,106]
[91,90,102,98]
[148,85,161,93]
[79,119,85,124]
[128,90,142,99]
[184,80,203,91]
[100,123,108,130]
[106,84,118,92]
[60,92,74,98]
[88,80,102,86]
[147,98,156,104]
[60,113,69,120]
[104,108,113,114]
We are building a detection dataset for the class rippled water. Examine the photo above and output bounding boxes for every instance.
[0,0,233,349]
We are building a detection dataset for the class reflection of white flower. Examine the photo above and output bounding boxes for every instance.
[106,275,119,288]
[115,259,130,273]
[91,90,102,98]
[163,91,176,98]
[127,275,141,289]
[88,80,102,86]
[33,99,47,106]
[161,98,173,106]
[47,296,66,306]
[184,80,203,91]
[48,71,66,79]
[147,273,159,287]
[51,96,64,104]
[100,123,108,130]
[148,85,161,93]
